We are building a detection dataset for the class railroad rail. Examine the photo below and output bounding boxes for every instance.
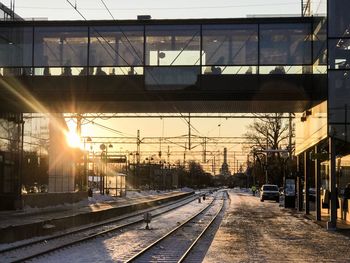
[1,191,213,263]
[125,191,227,263]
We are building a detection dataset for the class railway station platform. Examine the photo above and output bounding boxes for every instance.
[0,190,193,244]
[304,209,350,231]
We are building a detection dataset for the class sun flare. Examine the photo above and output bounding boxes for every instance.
[66,131,81,148]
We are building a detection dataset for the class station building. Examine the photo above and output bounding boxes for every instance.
[0,0,349,229]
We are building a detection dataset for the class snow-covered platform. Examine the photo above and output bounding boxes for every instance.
[203,189,350,262]
[0,190,193,244]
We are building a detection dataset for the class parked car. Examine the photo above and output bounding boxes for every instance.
[260,184,280,202]
[303,187,316,201]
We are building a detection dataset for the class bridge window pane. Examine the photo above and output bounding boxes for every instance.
[259,65,311,74]
[89,26,144,67]
[0,27,32,67]
[202,65,257,75]
[202,24,258,66]
[313,18,327,65]
[329,70,350,126]
[329,124,350,143]
[328,39,350,70]
[329,0,350,38]
[34,27,88,67]
[145,66,199,90]
[260,23,311,65]
[146,25,200,66]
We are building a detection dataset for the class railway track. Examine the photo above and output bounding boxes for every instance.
[125,190,228,263]
[1,191,212,263]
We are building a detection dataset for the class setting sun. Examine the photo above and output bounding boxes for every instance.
[66,131,81,148]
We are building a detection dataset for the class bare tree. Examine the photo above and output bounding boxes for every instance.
[245,113,293,186]
[245,113,290,151]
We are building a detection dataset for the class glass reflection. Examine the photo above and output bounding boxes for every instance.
[313,18,327,66]
[202,65,257,75]
[329,0,350,38]
[328,39,350,70]
[146,25,200,66]
[260,23,312,65]
[34,27,88,67]
[259,65,310,74]
[0,22,319,75]
[329,70,350,125]
[202,24,258,66]
[0,27,32,67]
[89,26,144,66]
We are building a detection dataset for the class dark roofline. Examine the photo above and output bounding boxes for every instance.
[0,16,316,27]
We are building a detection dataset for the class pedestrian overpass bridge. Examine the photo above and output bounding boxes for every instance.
[0,17,327,113]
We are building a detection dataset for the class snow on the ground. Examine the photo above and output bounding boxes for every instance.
[19,188,193,214]
[0,188,195,252]
[203,189,350,263]
[25,195,214,263]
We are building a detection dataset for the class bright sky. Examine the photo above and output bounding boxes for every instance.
[7,0,303,20]
[13,0,301,172]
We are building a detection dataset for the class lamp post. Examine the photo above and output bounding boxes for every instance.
[146,156,154,190]
[105,144,113,194]
[157,51,165,65]
[91,145,95,187]
[99,143,106,194]
[128,152,134,188]
[83,136,92,191]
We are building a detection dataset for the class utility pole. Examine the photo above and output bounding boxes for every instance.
[289,113,293,158]
[212,156,216,175]
[183,142,186,166]
[136,130,140,164]
[233,152,235,174]
[188,113,191,150]
[167,145,170,168]
[203,137,207,163]
[301,0,311,17]
[265,129,269,184]
[136,130,140,188]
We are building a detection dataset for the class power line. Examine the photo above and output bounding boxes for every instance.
[98,0,144,65]
[89,120,134,137]
[97,0,202,136]
[96,0,202,135]
[65,0,131,73]
[99,0,115,20]
[16,2,301,11]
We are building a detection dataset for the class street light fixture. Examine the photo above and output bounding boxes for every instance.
[83,136,92,191]
[99,143,111,195]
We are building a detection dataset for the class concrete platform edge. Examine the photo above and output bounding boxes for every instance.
[0,191,194,244]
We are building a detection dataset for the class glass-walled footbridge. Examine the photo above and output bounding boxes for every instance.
[0,17,326,113]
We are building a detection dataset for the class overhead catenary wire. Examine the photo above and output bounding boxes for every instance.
[89,120,134,137]
[66,0,131,72]
[96,0,202,136]
[17,2,302,11]
[99,0,144,66]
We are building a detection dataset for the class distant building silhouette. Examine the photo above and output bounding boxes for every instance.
[220,147,231,177]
